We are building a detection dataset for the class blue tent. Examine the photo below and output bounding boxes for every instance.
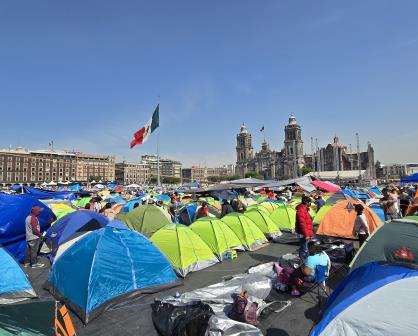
[0,194,55,262]
[311,262,418,336]
[401,173,418,183]
[0,247,36,304]
[341,188,358,199]
[44,210,109,255]
[121,199,143,212]
[178,204,198,225]
[45,221,178,323]
[104,196,126,204]
[369,186,382,196]
[368,202,385,222]
[156,194,171,202]
[23,186,76,201]
[68,184,81,192]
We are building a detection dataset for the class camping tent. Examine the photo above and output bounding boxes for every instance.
[0,300,56,335]
[44,210,109,256]
[316,200,382,239]
[310,262,418,336]
[311,180,341,193]
[0,194,55,262]
[350,218,418,271]
[117,204,172,237]
[150,224,219,277]
[270,205,296,232]
[401,173,418,183]
[23,186,75,200]
[244,209,282,239]
[258,201,279,214]
[368,202,385,222]
[45,221,178,323]
[177,203,220,225]
[190,217,244,260]
[221,213,268,251]
[0,247,36,304]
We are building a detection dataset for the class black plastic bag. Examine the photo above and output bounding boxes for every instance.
[151,300,214,336]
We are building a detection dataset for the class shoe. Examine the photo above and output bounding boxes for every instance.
[23,263,30,268]
[291,289,301,297]
[31,263,45,268]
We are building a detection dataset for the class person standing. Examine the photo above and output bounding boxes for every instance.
[353,204,369,247]
[295,196,314,259]
[24,206,45,268]
[103,203,116,220]
[314,194,325,212]
[380,188,399,220]
[168,197,177,222]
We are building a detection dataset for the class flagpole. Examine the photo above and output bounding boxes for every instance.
[157,96,161,187]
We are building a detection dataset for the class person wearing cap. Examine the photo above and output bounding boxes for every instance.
[296,196,314,259]
[24,206,45,268]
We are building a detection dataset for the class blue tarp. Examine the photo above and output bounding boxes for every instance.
[46,221,177,323]
[0,194,55,262]
[311,262,418,335]
[23,186,76,201]
[44,211,109,254]
[0,247,36,302]
[401,173,418,183]
[369,186,382,196]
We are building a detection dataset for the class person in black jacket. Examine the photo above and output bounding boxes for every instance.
[221,200,234,217]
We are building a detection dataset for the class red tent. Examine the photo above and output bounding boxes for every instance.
[311,180,341,193]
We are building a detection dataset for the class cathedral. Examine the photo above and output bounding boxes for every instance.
[235,115,376,180]
[235,115,304,180]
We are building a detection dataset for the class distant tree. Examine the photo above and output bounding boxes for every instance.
[227,175,241,181]
[162,176,181,184]
[89,176,103,182]
[300,166,313,176]
[245,171,264,179]
[149,176,158,184]
[207,176,224,182]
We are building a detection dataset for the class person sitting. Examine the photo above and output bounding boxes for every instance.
[288,240,331,296]
[196,202,209,219]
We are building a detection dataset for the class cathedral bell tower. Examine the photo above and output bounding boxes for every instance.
[283,115,305,178]
[236,124,254,177]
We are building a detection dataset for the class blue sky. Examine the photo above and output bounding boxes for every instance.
[1,1,417,166]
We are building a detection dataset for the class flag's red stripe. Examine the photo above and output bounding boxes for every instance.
[130,127,146,148]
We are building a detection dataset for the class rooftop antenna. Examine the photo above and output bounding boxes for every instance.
[315,138,320,174]
[349,144,354,171]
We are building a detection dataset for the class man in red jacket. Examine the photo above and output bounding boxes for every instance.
[296,196,314,259]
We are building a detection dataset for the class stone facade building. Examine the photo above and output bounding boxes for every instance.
[140,155,182,178]
[235,116,376,180]
[115,161,150,185]
[0,147,115,185]
[235,115,304,179]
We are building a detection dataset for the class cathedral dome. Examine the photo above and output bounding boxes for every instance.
[240,124,248,134]
[288,114,297,125]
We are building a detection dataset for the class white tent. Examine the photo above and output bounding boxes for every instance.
[127,184,140,188]
[47,181,57,186]
[41,182,48,186]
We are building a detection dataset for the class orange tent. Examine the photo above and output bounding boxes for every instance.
[316,200,382,239]
[406,189,418,216]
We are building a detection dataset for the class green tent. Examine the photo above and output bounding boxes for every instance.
[258,202,279,214]
[190,217,244,260]
[54,208,76,222]
[117,204,171,237]
[221,213,268,251]
[244,209,282,239]
[73,197,91,208]
[150,224,219,277]
[256,195,268,203]
[313,204,332,225]
[246,204,271,216]
[270,205,296,232]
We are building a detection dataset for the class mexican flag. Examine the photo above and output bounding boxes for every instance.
[130,104,160,148]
